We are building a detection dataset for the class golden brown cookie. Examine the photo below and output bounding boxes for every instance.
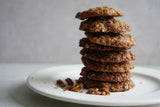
[80,67,132,82]
[79,38,130,51]
[85,32,136,48]
[80,48,136,63]
[80,18,131,33]
[81,57,135,72]
[75,6,124,19]
[83,78,135,92]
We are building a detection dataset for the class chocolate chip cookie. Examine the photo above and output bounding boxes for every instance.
[83,78,135,92]
[80,48,136,63]
[85,32,136,48]
[79,38,130,51]
[81,67,132,82]
[81,57,135,72]
[80,18,131,33]
[75,6,124,19]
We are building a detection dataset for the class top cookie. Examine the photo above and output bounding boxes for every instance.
[76,6,124,19]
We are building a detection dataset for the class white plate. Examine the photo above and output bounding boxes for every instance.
[26,65,160,106]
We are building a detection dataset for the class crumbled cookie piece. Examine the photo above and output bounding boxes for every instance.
[63,86,72,91]
[80,91,83,93]
[63,83,84,92]
[80,48,136,63]
[56,79,66,88]
[86,88,110,96]
[75,77,84,84]
[70,83,84,92]
[100,88,110,96]
[65,78,74,86]
[54,87,58,89]
[86,88,100,95]
[56,78,111,95]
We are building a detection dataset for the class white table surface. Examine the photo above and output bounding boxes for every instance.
[0,63,160,107]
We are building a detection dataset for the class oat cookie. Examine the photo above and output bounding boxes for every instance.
[85,32,136,48]
[80,18,131,33]
[75,6,124,19]
[83,78,135,92]
[80,48,136,63]
[81,67,132,82]
[79,38,130,51]
[81,57,135,72]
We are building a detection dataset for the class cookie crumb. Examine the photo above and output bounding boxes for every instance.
[100,88,110,96]
[62,82,84,93]
[80,91,83,93]
[65,78,74,86]
[86,88,100,95]
[56,78,111,96]
[75,77,84,84]
[70,83,84,92]
[56,79,66,88]
[54,87,58,89]
[63,86,72,91]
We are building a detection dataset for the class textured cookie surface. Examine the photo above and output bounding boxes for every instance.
[80,49,136,63]
[80,18,131,33]
[83,78,135,92]
[79,38,130,51]
[75,6,124,19]
[85,32,136,48]
[81,57,134,72]
[81,67,132,82]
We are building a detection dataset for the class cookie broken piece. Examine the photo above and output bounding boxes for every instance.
[76,6,124,19]
[86,87,110,96]
[85,32,136,48]
[100,87,110,96]
[84,78,135,92]
[86,88,100,95]
[81,57,134,72]
[81,67,132,82]
[80,48,136,63]
[79,38,130,51]
[56,79,66,88]
[80,18,131,33]
[56,77,111,96]
[65,78,74,86]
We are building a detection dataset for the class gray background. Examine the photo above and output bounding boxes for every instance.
[0,0,160,65]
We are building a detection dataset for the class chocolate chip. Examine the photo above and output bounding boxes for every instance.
[104,23,111,30]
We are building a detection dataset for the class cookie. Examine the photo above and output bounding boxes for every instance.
[85,32,136,48]
[75,6,124,19]
[79,38,130,51]
[80,48,136,63]
[81,57,135,72]
[79,18,131,33]
[83,78,135,92]
[80,67,132,82]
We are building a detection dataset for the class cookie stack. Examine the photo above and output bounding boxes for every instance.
[76,6,136,92]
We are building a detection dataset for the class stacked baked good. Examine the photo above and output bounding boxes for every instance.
[76,6,136,92]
